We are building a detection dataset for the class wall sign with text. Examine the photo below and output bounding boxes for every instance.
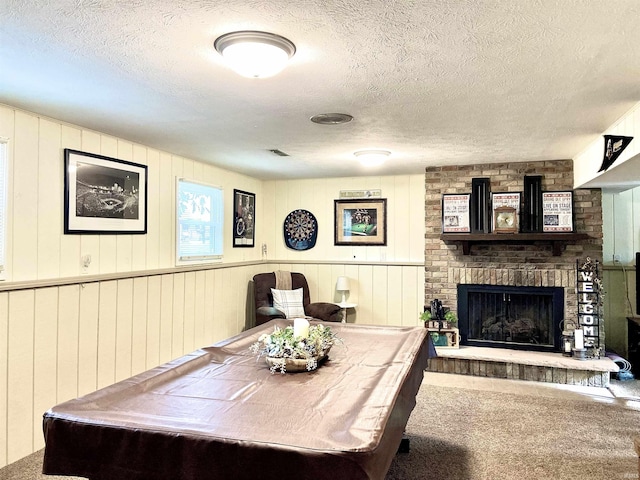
[542,191,574,232]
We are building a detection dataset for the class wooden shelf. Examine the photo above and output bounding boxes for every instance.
[440,233,591,256]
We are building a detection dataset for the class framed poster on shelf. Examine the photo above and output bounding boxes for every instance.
[491,192,521,232]
[442,194,471,233]
[542,191,574,232]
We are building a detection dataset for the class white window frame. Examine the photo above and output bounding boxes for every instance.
[175,177,224,265]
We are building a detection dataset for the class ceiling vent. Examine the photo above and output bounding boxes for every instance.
[269,149,289,157]
[310,113,353,125]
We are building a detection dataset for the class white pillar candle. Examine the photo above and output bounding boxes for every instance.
[574,328,584,350]
[293,318,310,339]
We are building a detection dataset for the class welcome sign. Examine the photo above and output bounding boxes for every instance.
[576,258,601,347]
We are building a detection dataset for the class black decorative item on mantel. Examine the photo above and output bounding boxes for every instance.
[470,178,491,233]
[522,175,543,233]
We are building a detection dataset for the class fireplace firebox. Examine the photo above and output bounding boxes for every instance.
[457,284,564,352]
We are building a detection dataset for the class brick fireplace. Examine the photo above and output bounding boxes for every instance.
[424,160,604,350]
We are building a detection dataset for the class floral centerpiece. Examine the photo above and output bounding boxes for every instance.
[250,321,339,374]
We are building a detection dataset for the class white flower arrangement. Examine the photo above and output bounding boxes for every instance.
[250,323,339,374]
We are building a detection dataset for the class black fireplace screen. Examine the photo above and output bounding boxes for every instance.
[458,284,564,352]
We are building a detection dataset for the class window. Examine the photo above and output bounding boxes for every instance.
[176,177,223,265]
[0,140,6,276]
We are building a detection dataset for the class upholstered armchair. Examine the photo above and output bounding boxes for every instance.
[253,272,341,326]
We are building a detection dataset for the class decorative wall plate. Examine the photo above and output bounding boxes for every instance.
[284,209,318,250]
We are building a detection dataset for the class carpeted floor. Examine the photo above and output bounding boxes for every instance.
[2,374,639,480]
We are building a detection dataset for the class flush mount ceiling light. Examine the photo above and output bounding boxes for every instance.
[354,149,391,167]
[214,30,296,78]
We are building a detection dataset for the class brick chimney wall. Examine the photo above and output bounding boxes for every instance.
[425,160,603,344]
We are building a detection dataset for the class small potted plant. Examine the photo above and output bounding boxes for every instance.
[444,310,458,326]
[419,309,432,328]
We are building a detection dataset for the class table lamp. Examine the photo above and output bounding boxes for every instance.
[336,276,350,304]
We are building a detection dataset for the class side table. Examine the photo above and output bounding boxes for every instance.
[337,302,357,323]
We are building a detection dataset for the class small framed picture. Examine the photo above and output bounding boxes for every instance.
[334,198,387,246]
[442,194,471,233]
[233,189,255,247]
[64,149,147,234]
[542,191,574,232]
[491,192,520,232]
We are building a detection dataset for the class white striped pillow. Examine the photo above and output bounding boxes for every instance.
[271,288,306,319]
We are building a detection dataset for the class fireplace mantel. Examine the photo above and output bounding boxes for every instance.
[440,232,592,256]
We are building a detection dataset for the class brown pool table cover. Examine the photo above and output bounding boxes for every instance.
[43,320,434,480]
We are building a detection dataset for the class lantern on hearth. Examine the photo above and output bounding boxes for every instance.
[561,329,573,357]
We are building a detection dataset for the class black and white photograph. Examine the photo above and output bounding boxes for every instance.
[233,189,255,247]
[64,149,147,234]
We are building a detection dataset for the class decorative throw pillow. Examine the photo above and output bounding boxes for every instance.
[271,288,306,319]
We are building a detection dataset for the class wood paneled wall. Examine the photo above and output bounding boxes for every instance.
[0,260,422,467]
[0,105,263,281]
[0,105,427,468]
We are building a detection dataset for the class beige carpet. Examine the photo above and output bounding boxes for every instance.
[2,374,639,480]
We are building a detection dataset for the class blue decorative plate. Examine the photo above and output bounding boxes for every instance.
[284,209,317,250]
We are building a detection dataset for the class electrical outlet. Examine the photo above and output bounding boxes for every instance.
[613,254,621,264]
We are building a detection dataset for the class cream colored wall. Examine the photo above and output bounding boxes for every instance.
[0,105,265,467]
[0,105,426,468]
[262,176,425,325]
[262,176,425,263]
[0,105,264,281]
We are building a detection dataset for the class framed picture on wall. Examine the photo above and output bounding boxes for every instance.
[64,149,147,234]
[334,198,387,246]
[233,189,255,247]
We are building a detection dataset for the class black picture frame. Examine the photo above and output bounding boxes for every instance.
[233,189,255,247]
[334,198,387,246]
[64,149,147,234]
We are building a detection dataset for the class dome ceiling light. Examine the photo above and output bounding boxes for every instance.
[214,30,296,78]
[354,150,391,167]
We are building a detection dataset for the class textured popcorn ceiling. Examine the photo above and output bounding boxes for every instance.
[1,0,639,180]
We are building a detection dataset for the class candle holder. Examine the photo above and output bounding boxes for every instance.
[572,348,587,360]
[561,330,573,357]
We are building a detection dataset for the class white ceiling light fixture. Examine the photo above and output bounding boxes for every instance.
[214,30,296,78]
[354,149,391,167]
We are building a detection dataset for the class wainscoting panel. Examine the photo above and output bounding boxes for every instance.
[268,262,424,326]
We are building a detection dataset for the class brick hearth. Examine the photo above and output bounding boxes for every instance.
[427,346,618,387]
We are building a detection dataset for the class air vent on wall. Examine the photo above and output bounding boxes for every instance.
[268,149,289,157]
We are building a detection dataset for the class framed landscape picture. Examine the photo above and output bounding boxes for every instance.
[64,149,147,234]
[334,198,387,246]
